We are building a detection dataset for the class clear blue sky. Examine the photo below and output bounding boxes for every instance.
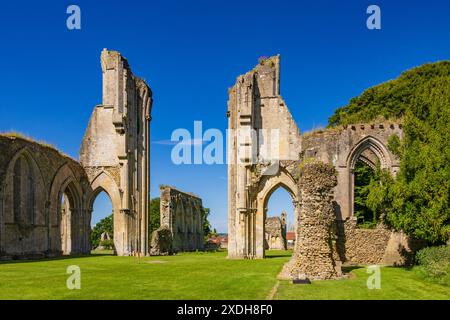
[1,0,449,231]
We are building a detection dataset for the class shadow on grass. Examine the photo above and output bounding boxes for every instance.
[342,265,364,273]
[265,254,293,259]
[0,253,114,265]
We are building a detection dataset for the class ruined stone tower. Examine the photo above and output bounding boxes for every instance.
[227,56,302,259]
[227,56,411,265]
[80,49,152,256]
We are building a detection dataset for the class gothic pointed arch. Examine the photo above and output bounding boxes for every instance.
[2,147,46,227]
[48,163,85,254]
[346,135,392,170]
[346,135,392,219]
[1,147,47,255]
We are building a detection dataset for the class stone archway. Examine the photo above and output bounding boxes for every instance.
[255,168,299,258]
[58,180,82,255]
[48,163,87,255]
[88,171,124,255]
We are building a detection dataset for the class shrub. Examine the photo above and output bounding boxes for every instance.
[415,245,450,285]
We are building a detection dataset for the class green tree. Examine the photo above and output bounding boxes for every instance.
[91,214,113,249]
[148,197,160,236]
[201,208,217,240]
[328,61,450,243]
[353,161,376,227]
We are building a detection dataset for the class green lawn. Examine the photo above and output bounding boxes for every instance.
[0,250,448,300]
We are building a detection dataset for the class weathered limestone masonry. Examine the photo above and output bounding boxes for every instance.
[227,56,302,259]
[0,135,91,259]
[159,186,205,252]
[227,56,415,265]
[149,226,173,256]
[302,123,402,220]
[0,49,153,259]
[80,49,152,256]
[264,212,287,250]
[278,162,343,280]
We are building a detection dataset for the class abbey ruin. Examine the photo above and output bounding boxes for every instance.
[226,56,415,277]
[159,185,205,252]
[1,50,417,277]
[0,49,153,258]
[264,212,287,250]
[0,49,209,260]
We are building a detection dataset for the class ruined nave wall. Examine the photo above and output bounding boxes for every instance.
[159,185,205,252]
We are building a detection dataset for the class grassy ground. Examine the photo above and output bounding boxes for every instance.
[0,250,448,300]
[275,266,449,300]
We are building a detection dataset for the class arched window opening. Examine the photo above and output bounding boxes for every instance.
[354,160,377,228]
[60,193,71,254]
[351,143,391,229]
[13,155,35,225]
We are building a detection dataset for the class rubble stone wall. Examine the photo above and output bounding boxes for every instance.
[337,219,419,266]
[279,161,343,280]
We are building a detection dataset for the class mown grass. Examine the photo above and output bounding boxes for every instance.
[275,266,449,300]
[0,250,290,300]
[0,250,448,300]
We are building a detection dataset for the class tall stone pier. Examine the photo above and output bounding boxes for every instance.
[278,161,343,280]
[80,49,153,256]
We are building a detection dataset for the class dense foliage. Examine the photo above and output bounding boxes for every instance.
[416,245,450,285]
[353,162,378,228]
[329,61,450,243]
[149,197,161,235]
[91,215,113,249]
[201,208,218,240]
[328,61,450,127]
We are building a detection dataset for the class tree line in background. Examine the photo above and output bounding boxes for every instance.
[329,61,450,244]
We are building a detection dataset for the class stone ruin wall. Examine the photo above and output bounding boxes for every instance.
[337,219,421,266]
[0,49,153,259]
[301,123,415,265]
[227,55,417,265]
[279,161,343,280]
[227,55,302,259]
[264,214,287,250]
[159,185,205,252]
[302,122,403,220]
[80,49,152,256]
[0,135,91,259]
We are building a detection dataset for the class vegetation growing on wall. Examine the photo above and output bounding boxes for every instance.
[329,61,450,243]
